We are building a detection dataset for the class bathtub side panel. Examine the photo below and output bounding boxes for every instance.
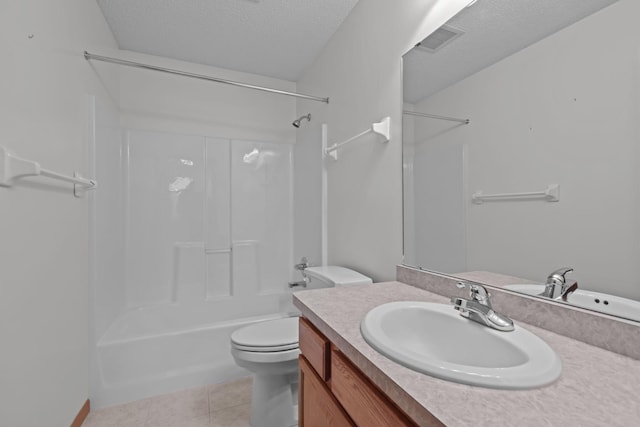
[93,311,290,408]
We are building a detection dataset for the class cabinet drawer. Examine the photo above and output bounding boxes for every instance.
[299,317,330,380]
[331,348,419,427]
[299,356,355,427]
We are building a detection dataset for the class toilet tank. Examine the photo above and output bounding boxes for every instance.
[304,266,372,288]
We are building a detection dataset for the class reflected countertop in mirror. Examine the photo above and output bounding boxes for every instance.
[457,271,640,323]
[401,0,640,322]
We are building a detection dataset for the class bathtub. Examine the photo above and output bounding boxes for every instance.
[92,292,296,408]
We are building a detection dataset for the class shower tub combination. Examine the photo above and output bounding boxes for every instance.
[95,295,295,407]
[92,128,296,407]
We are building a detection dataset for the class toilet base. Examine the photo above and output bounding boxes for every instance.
[250,371,299,427]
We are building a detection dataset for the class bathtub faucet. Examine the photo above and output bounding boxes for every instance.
[294,257,309,271]
[290,257,310,288]
[288,280,308,288]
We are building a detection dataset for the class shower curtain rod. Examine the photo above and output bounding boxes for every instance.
[403,110,469,124]
[84,51,330,104]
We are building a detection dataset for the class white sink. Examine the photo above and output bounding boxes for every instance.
[504,284,640,322]
[360,301,561,389]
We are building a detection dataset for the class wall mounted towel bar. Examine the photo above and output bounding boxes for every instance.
[0,145,97,197]
[403,110,470,124]
[472,184,559,204]
[325,117,390,160]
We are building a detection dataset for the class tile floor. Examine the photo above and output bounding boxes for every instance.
[83,377,252,427]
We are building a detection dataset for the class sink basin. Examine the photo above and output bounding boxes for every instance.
[504,284,640,322]
[360,301,561,389]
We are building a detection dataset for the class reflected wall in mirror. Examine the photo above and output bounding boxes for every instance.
[402,0,640,322]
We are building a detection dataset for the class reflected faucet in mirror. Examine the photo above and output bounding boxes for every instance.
[542,267,578,300]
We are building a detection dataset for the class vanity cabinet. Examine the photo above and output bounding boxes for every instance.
[299,354,354,426]
[299,317,424,427]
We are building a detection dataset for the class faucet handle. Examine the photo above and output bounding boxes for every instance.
[469,284,492,307]
[547,267,573,282]
[455,282,492,306]
[560,281,578,301]
[294,257,309,271]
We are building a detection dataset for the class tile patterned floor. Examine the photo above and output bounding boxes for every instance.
[83,377,252,427]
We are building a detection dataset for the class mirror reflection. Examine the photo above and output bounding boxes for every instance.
[402,0,640,322]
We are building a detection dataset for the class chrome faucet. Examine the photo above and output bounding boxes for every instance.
[451,283,515,332]
[542,267,577,299]
[288,280,308,288]
[289,257,310,288]
[294,256,309,271]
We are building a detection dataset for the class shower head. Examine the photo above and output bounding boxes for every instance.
[292,113,311,128]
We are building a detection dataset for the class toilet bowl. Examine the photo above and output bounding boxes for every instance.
[230,266,371,427]
[231,317,300,427]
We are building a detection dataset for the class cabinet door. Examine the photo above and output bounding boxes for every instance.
[331,349,423,427]
[299,317,330,380]
[299,355,355,427]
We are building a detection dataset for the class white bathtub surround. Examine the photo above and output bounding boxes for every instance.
[92,128,296,407]
[121,131,293,306]
[83,377,252,427]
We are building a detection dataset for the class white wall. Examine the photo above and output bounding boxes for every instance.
[414,0,640,299]
[292,116,324,269]
[296,0,471,281]
[0,1,118,426]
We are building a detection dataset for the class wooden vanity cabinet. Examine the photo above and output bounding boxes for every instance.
[298,317,420,427]
[299,355,355,427]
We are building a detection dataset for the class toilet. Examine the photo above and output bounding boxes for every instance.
[230,266,372,427]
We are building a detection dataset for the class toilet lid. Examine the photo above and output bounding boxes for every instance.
[231,317,299,352]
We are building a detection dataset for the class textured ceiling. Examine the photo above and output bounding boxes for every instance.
[404,0,619,104]
[96,0,360,82]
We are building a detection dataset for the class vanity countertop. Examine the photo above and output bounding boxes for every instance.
[293,281,640,427]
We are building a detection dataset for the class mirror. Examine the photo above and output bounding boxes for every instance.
[402,0,640,322]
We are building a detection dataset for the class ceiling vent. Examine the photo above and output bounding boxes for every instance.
[416,24,465,53]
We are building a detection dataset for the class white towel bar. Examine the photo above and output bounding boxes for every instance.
[472,184,559,204]
[0,145,97,197]
[325,117,390,160]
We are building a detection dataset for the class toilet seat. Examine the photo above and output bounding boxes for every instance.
[231,317,299,353]
[232,342,299,352]
[231,346,300,364]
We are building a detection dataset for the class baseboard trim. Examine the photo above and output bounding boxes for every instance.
[70,399,90,427]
